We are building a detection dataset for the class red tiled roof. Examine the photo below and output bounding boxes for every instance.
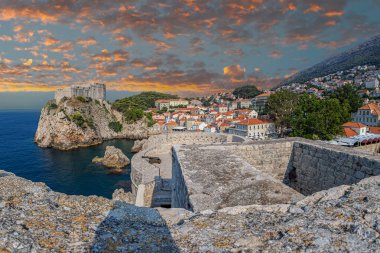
[342,122,366,128]
[358,104,380,116]
[368,126,380,134]
[256,93,271,97]
[237,118,273,125]
[343,128,358,137]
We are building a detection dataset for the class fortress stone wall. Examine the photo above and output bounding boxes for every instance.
[286,141,380,195]
[130,133,247,194]
[172,138,380,212]
[55,82,106,102]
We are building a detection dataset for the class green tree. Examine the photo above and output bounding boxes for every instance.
[232,85,262,98]
[291,94,351,140]
[268,90,299,137]
[327,84,363,113]
[123,108,145,123]
[108,121,123,132]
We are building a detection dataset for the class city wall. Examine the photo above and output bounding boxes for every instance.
[171,138,380,211]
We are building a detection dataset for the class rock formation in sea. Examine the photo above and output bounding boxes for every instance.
[92,146,130,169]
[34,97,160,150]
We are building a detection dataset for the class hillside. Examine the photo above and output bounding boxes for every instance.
[112,91,178,112]
[281,34,380,86]
[232,85,262,98]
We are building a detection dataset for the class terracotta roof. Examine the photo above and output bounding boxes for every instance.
[237,118,273,125]
[368,126,380,134]
[342,122,366,128]
[343,128,358,137]
[156,99,170,103]
[256,93,271,97]
[358,104,380,116]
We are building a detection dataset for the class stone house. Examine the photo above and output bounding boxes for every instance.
[229,118,275,139]
[353,104,380,126]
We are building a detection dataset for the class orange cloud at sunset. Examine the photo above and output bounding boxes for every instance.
[223,64,246,79]
[324,11,344,17]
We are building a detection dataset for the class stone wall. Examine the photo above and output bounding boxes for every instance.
[354,143,380,155]
[229,139,294,180]
[171,147,191,210]
[131,132,247,194]
[286,141,380,195]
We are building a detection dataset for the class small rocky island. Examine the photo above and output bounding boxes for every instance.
[92,146,130,171]
[34,83,160,150]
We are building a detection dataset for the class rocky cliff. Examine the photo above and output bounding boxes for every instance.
[34,97,160,150]
[0,170,379,252]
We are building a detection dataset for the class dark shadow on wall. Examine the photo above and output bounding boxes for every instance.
[91,201,180,252]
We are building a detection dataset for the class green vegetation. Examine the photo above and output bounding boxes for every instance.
[46,102,58,110]
[76,96,87,103]
[123,108,145,123]
[145,112,156,127]
[70,113,95,129]
[268,90,300,137]
[290,94,351,140]
[112,91,178,111]
[232,85,262,99]
[108,121,123,132]
[324,84,363,113]
[111,91,175,124]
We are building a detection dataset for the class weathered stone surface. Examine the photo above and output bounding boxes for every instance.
[172,145,304,212]
[1,170,380,252]
[112,188,135,204]
[131,139,147,153]
[92,146,130,169]
[34,98,160,150]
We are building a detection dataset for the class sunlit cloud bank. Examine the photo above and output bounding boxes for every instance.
[0,0,379,95]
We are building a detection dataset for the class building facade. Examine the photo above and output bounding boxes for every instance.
[252,93,271,113]
[55,82,106,102]
[229,118,275,139]
[353,104,380,127]
[155,99,189,110]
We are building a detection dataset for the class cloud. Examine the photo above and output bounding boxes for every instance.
[0,35,12,41]
[42,37,59,46]
[23,59,33,66]
[223,64,246,79]
[270,50,283,59]
[77,37,97,48]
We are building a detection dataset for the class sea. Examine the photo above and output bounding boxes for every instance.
[0,110,134,198]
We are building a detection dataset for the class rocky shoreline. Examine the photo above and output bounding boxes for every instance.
[34,97,160,150]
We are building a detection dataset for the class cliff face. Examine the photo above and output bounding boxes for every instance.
[34,98,160,150]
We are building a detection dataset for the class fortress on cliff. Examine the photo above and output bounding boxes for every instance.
[55,82,106,102]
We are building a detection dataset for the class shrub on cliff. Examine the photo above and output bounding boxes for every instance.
[109,121,123,132]
[70,113,86,128]
[123,108,144,123]
[47,102,58,110]
[76,96,87,103]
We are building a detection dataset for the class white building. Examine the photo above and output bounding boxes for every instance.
[55,82,106,102]
[352,104,380,127]
[229,118,275,139]
[365,79,379,89]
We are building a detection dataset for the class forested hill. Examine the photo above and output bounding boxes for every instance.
[280,34,380,86]
[112,91,178,112]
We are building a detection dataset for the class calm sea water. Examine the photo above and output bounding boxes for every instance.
[0,110,134,198]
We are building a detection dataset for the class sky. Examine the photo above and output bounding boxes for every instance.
[0,0,379,108]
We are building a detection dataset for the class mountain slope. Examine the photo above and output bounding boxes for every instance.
[281,34,380,86]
